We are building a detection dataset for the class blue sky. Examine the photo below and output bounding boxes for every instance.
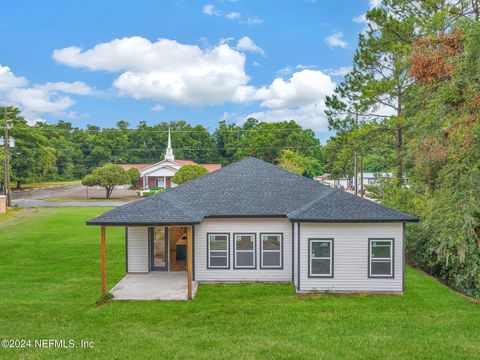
[0,0,374,143]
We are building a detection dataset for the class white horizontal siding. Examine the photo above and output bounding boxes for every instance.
[127,227,149,273]
[194,218,293,282]
[298,223,403,293]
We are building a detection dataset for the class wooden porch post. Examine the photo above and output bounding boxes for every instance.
[187,226,193,300]
[100,226,107,297]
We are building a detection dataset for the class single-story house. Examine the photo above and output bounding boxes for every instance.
[120,128,221,190]
[86,157,418,300]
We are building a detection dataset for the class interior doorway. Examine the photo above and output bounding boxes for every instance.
[169,226,188,271]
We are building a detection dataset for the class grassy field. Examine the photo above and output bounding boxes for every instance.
[0,208,479,359]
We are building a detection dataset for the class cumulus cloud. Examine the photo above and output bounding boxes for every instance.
[324,66,352,77]
[253,70,335,109]
[235,36,265,56]
[54,37,252,106]
[54,37,337,131]
[325,31,348,48]
[241,69,336,131]
[202,4,220,16]
[0,65,27,91]
[246,103,329,132]
[226,11,241,20]
[0,64,92,122]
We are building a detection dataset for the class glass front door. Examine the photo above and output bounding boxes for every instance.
[150,227,168,271]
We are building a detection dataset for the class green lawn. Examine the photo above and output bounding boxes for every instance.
[0,208,479,359]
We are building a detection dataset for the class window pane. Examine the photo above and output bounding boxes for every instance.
[210,236,228,250]
[311,241,330,257]
[210,256,227,267]
[236,252,254,267]
[371,261,391,275]
[371,242,391,258]
[262,235,280,250]
[236,235,254,250]
[263,252,280,267]
[210,251,227,257]
[311,259,331,275]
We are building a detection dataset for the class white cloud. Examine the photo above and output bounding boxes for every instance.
[325,31,348,48]
[53,37,337,131]
[324,66,352,77]
[235,36,265,56]
[0,64,92,121]
[253,69,335,110]
[151,104,165,112]
[246,103,329,132]
[240,70,335,131]
[277,65,293,76]
[202,4,220,16]
[240,17,265,26]
[38,81,93,95]
[226,11,241,20]
[353,14,366,23]
[370,0,382,8]
[54,37,250,106]
[0,65,27,91]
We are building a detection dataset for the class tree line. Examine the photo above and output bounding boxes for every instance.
[324,0,480,297]
[0,111,325,188]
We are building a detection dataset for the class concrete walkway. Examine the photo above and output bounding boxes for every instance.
[111,272,198,300]
[13,200,129,207]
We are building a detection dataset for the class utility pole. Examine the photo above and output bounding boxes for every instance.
[3,107,12,207]
[353,107,359,196]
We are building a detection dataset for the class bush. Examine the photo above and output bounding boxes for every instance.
[81,164,130,199]
[172,164,209,185]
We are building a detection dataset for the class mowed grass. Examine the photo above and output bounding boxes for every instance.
[0,208,479,359]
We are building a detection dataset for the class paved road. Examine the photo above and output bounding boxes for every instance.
[12,184,137,207]
[13,200,129,207]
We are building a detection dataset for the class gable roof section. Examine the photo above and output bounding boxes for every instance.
[120,160,221,175]
[86,157,418,225]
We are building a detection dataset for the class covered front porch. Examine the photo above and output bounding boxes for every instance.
[111,272,198,300]
[98,224,195,301]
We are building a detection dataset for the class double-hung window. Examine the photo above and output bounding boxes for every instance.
[207,233,229,269]
[369,239,394,277]
[234,233,256,269]
[309,239,333,277]
[260,233,283,269]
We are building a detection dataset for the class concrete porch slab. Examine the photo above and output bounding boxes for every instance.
[110,272,198,300]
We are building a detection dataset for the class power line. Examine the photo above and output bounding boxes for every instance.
[18,145,323,152]
[0,127,312,134]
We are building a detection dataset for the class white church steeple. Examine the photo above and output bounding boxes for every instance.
[164,127,175,161]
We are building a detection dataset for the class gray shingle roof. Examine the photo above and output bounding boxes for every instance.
[86,157,418,225]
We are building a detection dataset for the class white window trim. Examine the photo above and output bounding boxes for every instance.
[207,233,230,269]
[309,239,333,278]
[233,233,256,269]
[368,238,394,278]
[260,233,283,269]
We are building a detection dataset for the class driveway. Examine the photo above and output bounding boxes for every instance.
[12,184,138,207]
